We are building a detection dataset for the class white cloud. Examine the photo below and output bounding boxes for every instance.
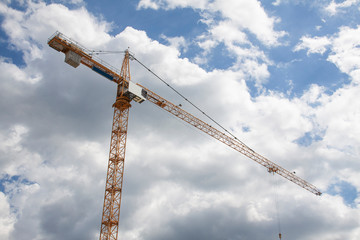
[66,0,84,4]
[1,1,360,240]
[0,125,28,152]
[137,0,160,10]
[326,0,360,15]
[0,192,15,240]
[137,0,285,87]
[210,20,249,46]
[0,1,111,63]
[246,201,272,222]
[300,84,326,104]
[328,26,360,80]
[138,0,286,46]
[0,58,42,84]
[209,0,286,47]
[294,35,331,55]
[316,85,360,156]
[0,125,43,177]
[160,34,188,53]
[137,0,208,10]
[272,0,282,6]
[138,0,285,46]
[295,25,360,83]
[0,123,107,239]
[114,27,208,86]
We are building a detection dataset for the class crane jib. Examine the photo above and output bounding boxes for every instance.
[139,84,322,196]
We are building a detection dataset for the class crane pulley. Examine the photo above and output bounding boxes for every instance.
[47,31,321,240]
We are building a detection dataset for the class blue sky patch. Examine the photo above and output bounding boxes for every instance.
[200,42,236,71]
[294,131,324,147]
[327,180,358,208]
[1,1,360,239]
[0,24,26,66]
[0,174,36,194]
[266,52,350,97]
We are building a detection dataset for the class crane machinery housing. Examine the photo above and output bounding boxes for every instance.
[47,31,321,240]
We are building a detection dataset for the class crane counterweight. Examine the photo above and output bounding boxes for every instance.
[64,50,81,68]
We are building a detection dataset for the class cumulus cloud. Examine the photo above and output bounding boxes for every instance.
[328,26,360,80]
[137,0,208,10]
[294,25,360,83]
[272,0,282,6]
[138,0,286,46]
[0,1,360,240]
[137,0,285,87]
[0,58,42,84]
[294,36,332,55]
[326,0,360,15]
[0,192,15,240]
[160,34,188,53]
[0,1,111,58]
[210,0,286,46]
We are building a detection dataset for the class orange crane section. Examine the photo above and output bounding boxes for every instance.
[48,32,135,240]
[140,85,322,196]
[47,31,321,240]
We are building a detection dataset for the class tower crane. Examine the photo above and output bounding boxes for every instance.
[47,31,321,240]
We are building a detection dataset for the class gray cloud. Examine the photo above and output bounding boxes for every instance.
[0,1,359,240]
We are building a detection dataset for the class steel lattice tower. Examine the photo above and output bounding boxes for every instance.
[99,52,131,240]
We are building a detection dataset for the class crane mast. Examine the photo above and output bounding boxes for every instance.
[48,32,134,240]
[47,31,321,240]
[99,53,131,240]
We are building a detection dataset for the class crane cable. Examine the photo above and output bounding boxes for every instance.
[272,173,282,239]
[129,53,250,148]
[90,50,252,149]
[134,52,284,239]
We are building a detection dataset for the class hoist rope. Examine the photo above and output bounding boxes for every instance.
[130,53,249,148]
[273,173,282,239]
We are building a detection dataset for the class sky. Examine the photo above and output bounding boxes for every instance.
[0,0,360,239]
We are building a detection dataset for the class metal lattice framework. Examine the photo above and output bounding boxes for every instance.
[47,31,321,240]
[99,52,132,240]
[139,85,322,196]
[99,104,130,240]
